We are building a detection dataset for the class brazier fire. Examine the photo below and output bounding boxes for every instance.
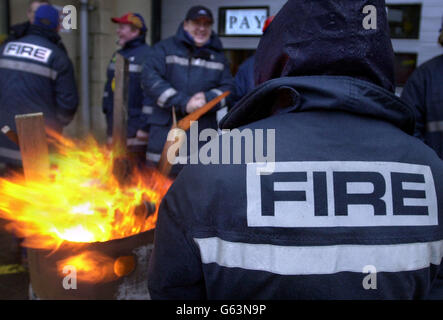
[0,126,172,299]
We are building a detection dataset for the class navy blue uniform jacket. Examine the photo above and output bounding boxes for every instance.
[141,24,235,169]
[102,35,152,139]
[0,25,78,165]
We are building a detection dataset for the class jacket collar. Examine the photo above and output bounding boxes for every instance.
[28,24,62,45]
[121,34,146,50]
[220,76,415,135]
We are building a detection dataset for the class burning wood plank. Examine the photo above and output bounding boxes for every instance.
[112,54,129,156]
[15,113,50,181]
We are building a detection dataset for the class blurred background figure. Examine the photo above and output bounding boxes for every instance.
[0,4,78,174]
[401,15,443,158]
[102,12,152,166]
[232,15,275,107]
[141,5,235,177]
[6,0,48,42]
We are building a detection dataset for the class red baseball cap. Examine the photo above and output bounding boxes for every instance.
[111,13,147,33]
[262,16,275,33]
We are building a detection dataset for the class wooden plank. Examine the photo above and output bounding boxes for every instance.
[157,107,184,176]
[15,113,50,181]
[112,54,129,158]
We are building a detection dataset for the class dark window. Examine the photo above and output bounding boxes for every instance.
[224,49,256,76]
[394,52,418,86]
[387,4,422,39]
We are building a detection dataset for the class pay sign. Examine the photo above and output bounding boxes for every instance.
[221,7,269,36]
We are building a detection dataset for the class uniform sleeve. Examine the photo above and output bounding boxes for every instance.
[53,55,79,127]
[141,45,191,116]
[204,55,236,111]
[401,68,427,141]
[147,172,206,300]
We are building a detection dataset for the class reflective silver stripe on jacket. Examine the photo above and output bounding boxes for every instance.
[108,63,143,73]
[157,88,178,107]
[194,237,443,276]
[142,106,154,115]
[0,58,57,80]
[146,152,161,162]
[427,121,443,133]
[165,55,224,71]
[210,88,226,107]
[0,147,22,161]
[192,58,224,71]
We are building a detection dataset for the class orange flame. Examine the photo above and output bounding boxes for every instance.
[57,250,117,283]
[0,132,172,251]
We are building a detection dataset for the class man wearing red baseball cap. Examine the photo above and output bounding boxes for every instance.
[102,13,152,164]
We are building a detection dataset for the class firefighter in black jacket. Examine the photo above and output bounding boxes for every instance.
[0,5,78,168]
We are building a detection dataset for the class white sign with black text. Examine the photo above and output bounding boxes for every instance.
[224,8,268,36]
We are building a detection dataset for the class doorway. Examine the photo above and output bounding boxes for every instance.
[224,49,256,76]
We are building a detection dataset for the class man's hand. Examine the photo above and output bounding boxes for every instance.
[186,92,206,114]
[136,129,149,142]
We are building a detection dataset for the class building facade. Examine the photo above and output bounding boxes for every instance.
[1,0,442,139]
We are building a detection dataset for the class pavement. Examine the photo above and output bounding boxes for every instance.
[0,219,29,300]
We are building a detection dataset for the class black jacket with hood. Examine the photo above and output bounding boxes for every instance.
[148,0,443,299]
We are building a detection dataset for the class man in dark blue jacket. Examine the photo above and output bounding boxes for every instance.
[233,16,274,106]
[0,4,78,168]
[102,13,152,162]
[141,5,235,175]
[401,16,443,158]
[148,0,443,299]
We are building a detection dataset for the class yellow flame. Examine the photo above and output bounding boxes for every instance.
[0,131,171,250]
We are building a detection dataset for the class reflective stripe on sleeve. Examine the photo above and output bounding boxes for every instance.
[0,147,22,161]
[127,138,148,147]
[157,88,178,108]
[142,106,154,115]
[146,152,161,162]
[210,88,226,107]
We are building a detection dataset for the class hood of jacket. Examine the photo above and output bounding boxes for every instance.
[254,0,395,93]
